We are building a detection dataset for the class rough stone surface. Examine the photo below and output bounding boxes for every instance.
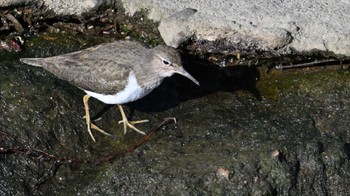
[158,8,197,48]
[0,0,25,7]
[0,0,105,15]
[121,0,350,55]
[1,0,349,55]
[43,0,104,15]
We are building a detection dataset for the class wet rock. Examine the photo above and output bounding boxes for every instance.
[1,37,350,194]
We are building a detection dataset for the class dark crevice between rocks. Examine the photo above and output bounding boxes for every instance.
[182,38,350,72]
[344,143,350,161]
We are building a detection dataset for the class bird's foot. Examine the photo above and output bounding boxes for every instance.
[118,118,147,135]
[118,119,149,134]
[117,104,148,135]
[85,117,115,142]
[90,123,115,139]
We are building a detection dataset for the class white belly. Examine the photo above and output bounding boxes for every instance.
[84,72,151,104]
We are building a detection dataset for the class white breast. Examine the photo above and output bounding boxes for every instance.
[84,72,150,104]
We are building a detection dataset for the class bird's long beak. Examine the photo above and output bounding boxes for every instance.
[177,66,200,85]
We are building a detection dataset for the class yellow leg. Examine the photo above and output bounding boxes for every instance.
[83,95,96,142]
[83,95,114,142]
[117,105,148,135]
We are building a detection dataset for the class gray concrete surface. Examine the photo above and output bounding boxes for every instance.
[1,0,349,55]
[43,0,104,15]
[121,0,350,55]
[0,0,25,7]
[0,0,105,15]
[158,8,197,48]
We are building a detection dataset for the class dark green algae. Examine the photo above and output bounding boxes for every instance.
[257,66,350,100]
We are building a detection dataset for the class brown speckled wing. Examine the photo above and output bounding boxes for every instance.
[33,41,149,95]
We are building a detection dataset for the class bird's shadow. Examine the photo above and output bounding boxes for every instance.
[92,53,261,120]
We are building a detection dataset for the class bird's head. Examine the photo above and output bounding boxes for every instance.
[149,45,199,85]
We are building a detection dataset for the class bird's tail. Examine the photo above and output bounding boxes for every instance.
[20,58,43,67]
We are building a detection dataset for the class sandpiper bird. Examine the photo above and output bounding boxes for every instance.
[20,40,199,142]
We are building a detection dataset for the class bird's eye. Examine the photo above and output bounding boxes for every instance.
[162,59,171,66]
